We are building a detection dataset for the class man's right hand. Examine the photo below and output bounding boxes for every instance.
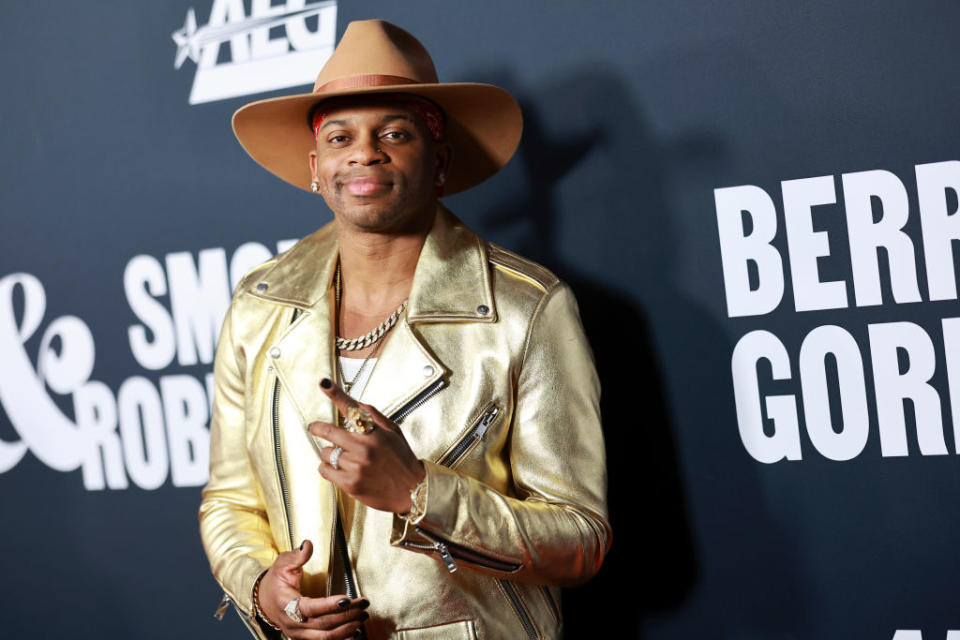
[258,539,370,639]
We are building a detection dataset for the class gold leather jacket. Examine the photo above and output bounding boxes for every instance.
[199,206,611,640]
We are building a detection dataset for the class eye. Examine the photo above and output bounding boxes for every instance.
[381,130,408,142]
[326,133,350,147]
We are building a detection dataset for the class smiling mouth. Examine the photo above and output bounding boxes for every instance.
[343,177,392,196]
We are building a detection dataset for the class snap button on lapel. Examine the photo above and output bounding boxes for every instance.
[270,347,281,358]
[422,365,434,377]
[476,304,489,315]
[256,282,268,292]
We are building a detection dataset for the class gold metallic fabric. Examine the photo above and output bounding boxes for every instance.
[199,206,611,639]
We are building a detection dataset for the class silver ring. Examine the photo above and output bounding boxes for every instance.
[329,446,344,470]
[284,597,305,623]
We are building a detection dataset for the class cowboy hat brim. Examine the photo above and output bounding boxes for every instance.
[232,82,522,196]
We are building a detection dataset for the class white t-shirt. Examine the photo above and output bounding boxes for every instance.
[339,356,377,400]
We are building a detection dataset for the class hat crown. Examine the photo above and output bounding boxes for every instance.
[312,20,439,92]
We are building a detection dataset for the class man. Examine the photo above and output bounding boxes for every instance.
[200,20,610,640]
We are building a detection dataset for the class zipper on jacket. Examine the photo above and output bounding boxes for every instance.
[398,401,521,574]
[333,511,358,598]
[437,405,500,467]
[333,509,368,639]
[541,585,561,625]
[396,398,538,637]
[213,592,231,620]
[271,308,301,552]
[501,580,539,640]
[404,526,522,573]
[272,376,294,551]
[389,378,445,424]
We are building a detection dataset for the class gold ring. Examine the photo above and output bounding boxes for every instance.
[343,405,376,434]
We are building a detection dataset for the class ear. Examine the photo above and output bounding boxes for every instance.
[308,150,319,181]
[434,142,453,185]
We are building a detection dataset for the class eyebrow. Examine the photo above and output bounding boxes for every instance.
[320,114,414,131]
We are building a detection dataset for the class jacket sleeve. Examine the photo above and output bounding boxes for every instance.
[199,296,280,621]
[390,281,611,586]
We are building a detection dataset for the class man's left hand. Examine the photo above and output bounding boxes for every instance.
[309,378,425,514]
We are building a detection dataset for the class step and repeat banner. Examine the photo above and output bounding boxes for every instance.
[1,2,957,638]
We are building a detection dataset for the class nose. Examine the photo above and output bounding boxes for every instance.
[349,134,386,165]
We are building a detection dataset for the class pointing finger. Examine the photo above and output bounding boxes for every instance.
[319,377,357,415]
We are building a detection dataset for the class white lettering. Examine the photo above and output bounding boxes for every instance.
[73,381,127,491]
[199,0,250,68]
[714,185,784,317]
[798,325,869,461]
[229,241,273,291]
[842,169,921,306]
[125,255,176,370]
[118,377,169,490]
[285,0,336,51]
[868,322,948,457]
[166,248,231,366]
[250,0,289,58]
[731,330,802,463]
[160,375,210,487]
[941,317,960,454]
[917,160,960,301]
[782,175,849,312]
[277,238,299,254]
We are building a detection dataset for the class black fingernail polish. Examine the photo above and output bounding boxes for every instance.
[359,599,370,609]
[354,630,363,638]
[359,611,370,622]
[320,378,332,389]
[299,540,306,550]
[337,597,350,608]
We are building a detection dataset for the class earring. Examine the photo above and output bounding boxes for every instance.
[437,172,446,185]
[310,181,320,192]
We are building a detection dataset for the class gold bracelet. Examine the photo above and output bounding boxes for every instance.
[400,476,428,523]
[252,570,282,631]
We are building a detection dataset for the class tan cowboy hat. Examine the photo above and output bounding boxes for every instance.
[232,19,522,196]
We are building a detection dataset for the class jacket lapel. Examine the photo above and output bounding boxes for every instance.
[246,222,338,453]
[358,206,497,420]
[244,205,497,452]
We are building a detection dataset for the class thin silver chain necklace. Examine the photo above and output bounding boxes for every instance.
[334,262,405,393]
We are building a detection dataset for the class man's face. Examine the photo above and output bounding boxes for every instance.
[308,98,450,234]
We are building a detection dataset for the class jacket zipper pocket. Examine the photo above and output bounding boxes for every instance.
[500,580,539,640]
[395,398,540,638]
[437,404,501,467]
[401,403,515,573]
[403,523,522,574]
[389,377,445,424]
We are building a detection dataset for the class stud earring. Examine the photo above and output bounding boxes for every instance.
[310,181,320,192]
[436,172,446,185]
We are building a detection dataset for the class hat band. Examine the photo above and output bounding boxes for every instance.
[314,74,422,94]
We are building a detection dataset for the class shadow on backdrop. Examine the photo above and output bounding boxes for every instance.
[463,65,813,638]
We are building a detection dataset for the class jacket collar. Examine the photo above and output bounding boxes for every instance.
[245,204,496,324]
[244,204,495,441]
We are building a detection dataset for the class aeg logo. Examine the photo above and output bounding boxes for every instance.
[172,0,337,104]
